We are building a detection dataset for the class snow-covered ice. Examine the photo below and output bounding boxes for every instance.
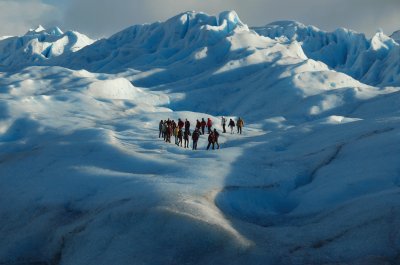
[254,21,400,88]
[0,11,400,265]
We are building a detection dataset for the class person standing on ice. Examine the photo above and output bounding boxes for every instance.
[237,117,244,134]
[174,126,179,145]
[221,116,227,133]
[228,119,235,134]
[207,118,213,134]
[167,123,173,143]
[159,120,163,138]
[196,119,201,132]
[201,118,206,135]
[162,121,167,140]
[192,128,200,150]
[184,129,191,148]
[177,128,183,147]
[207,130,215,150]
[172,120,177,131]
[213,128,220,149]
[184,119,190,132]
[178,118,184,130]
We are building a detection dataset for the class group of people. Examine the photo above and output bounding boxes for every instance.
[221,116,244,134]
[158,116,245,150]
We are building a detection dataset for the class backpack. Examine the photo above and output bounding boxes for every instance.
[192,131,199,141]
[208,132,215,142]
[184,130,190,140]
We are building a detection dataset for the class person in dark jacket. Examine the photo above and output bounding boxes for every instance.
[162,121,167,140]
[207,131,215,150]
[228,119,235,134]
[213,128,220,149]
[184,119,190,132]
[196,119,201,131]
[178,118,184,130]
[159,120,163,138]
[184,129,191,148]
[172,120,177,131]
[192,128,200,150]
[177,128,183,147]
[201,118,206,135]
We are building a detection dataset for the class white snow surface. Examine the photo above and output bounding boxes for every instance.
[1,11,400,265]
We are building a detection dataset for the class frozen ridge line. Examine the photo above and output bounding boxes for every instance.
[1,10,400,87]
[254,20,400,87]
[0,25,94,71]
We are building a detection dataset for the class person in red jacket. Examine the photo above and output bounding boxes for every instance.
[207,118,212,134]
[167,124,173,143]
[200,118,206,135]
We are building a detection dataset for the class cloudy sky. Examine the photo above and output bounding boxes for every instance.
[0,0,399,38]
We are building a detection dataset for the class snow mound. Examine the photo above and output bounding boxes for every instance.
[86,78,141,100]
[86,77,168,105]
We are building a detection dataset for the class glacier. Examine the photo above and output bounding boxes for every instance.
[0,10,400,265]
[0,25,94,71]
[254,21,400,87]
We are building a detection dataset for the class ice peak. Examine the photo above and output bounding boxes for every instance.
[370,30,398,51]
[165,10,247,33]
[25,25,64,37]
[27,25,46,35]
[34,25,45,32]
[217,10,247,32]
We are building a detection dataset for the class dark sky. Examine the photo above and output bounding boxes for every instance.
[0,0,399,38]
